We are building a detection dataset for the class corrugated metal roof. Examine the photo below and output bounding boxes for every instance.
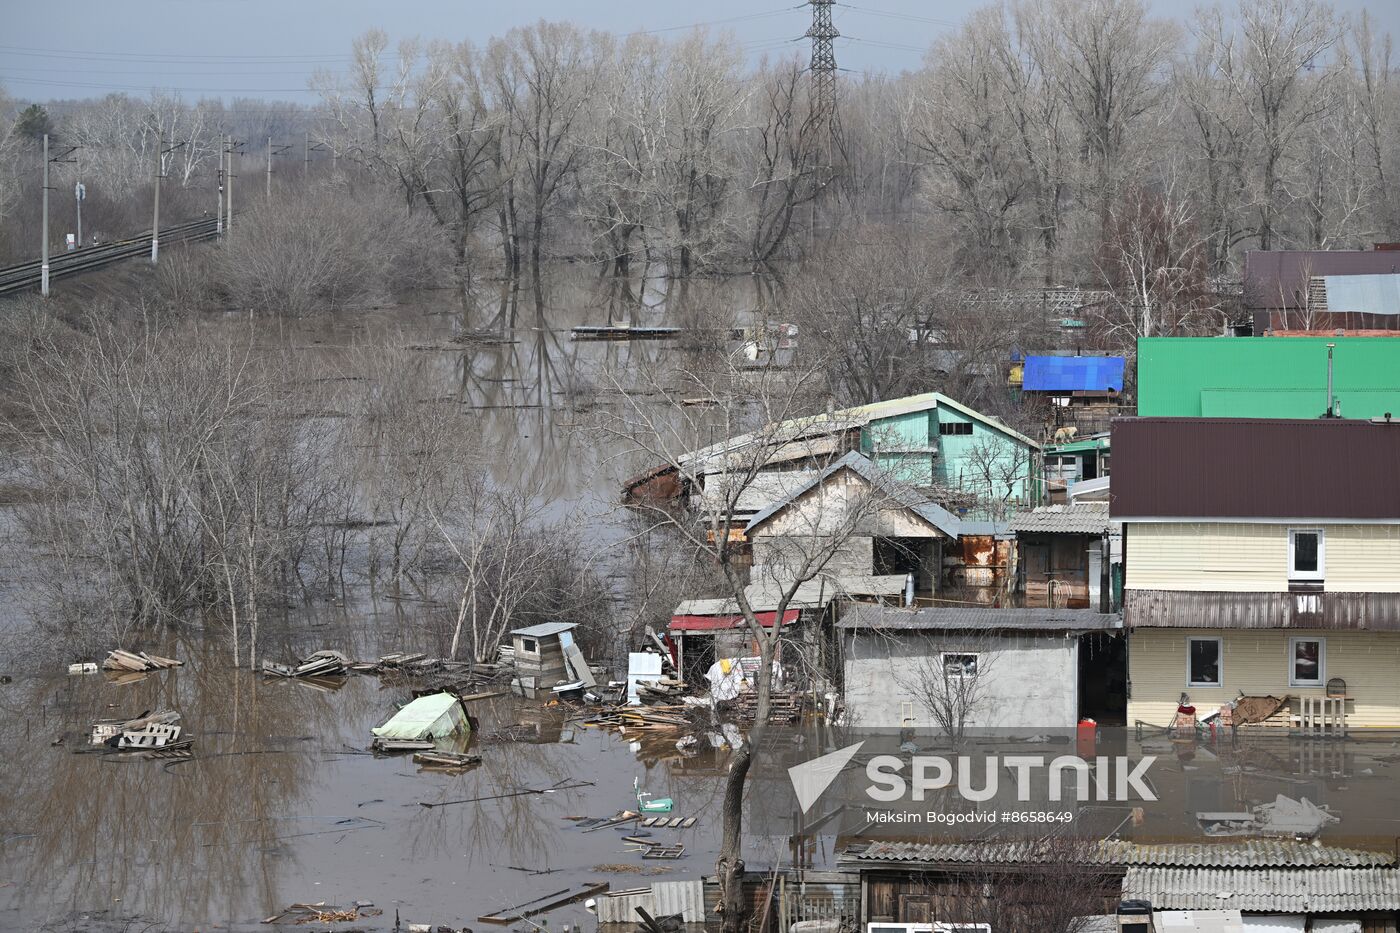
[673,574,908,615]
[594,881,707,923]
[510,622,578,638]
[1110,418,1400,520]
[1022,355,1125,392]
[696,470,818,514]
[1123,866,1400,912]
[1245,250,1400,311]
[836,603,1121,632]
[1008,503,1112,534]
[841,840,1394,868]
[744,451,966,539]
[1122,590,1400,631]
[1322,274,1400,315]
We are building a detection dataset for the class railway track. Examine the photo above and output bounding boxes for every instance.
[0,217,221,297]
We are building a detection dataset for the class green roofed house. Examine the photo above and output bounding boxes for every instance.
[1137,337,1400,420]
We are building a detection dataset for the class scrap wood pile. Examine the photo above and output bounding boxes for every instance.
[577,705,693,734]
[633,678,688,704]
[733,690,804,723]
[101,649,182,672]
[88,709,191,755]
[261,901,382,924]
[260,649,482,689]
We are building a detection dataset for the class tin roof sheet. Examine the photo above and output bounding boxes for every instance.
[836,603,1120,632]
[1110,418,1400,520]
[1022,355,1125,392]
[1322,274,1400,315]
[1008,502,1112,534]
[1245,250,1400,311]
[841,840,1393,868]
[1123,866,1400,912]
[510,622,579,638]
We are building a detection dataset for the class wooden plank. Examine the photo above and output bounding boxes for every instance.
[478,882,610,924]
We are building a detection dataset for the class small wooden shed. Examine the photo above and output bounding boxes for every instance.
[510,622,579,691]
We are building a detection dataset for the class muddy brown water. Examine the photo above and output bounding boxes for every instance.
[0,661,805,931]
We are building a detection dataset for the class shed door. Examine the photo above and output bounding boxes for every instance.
[897,895,932,924]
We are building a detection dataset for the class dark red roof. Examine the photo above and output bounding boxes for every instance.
[1111,417,1400,519]
[1245,250,1400,311]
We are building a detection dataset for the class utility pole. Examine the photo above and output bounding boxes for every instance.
[41,134,49,297]
[266,135,273,200]
[151,134,162,263]
[304,130,309,178]
[226,136,236,235]
[150,132,186,263]
[75,147,84,248]
[216,140,224,236]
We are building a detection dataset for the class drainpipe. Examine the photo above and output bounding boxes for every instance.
[1326,342,1336,418]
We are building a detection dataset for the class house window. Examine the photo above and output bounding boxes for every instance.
[943,653,979,678]
[1289,637,1325,687]
[1187,637,1222,687]
[521,637,538,653]
[938,421,973,436]
[1289,528,1325,581]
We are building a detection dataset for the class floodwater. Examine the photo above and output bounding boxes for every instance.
[0,266,791,931]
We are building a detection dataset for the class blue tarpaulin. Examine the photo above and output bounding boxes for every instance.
[1022,355,1125,392]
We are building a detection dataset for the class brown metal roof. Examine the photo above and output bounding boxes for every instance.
[1110,418,1400,520]
[1123,590,1400,631]
[1245,249,1400,311]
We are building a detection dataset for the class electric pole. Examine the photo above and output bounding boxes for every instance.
[75,147,85,248]
[226,136,237,235]
[266,135,272,200]
[151,134,162,263]
[216,140,224,236]
[41,134,49,297]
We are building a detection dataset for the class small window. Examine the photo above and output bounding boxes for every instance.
[521,637,538,653]
[1289,637,1325,687]
[938,421,973,436]
[943,653,979,678]
[900,701,915,727]
[1289,528,1325,581]
[1188,637,1222,687]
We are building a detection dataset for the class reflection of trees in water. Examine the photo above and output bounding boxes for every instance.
[0,654,351,926]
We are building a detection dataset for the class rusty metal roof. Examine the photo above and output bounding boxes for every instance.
[1008,502,1112,534]
[1245,249,1400,311]
[1123,590,1400,631]
[1110,418,1400,520]
[841,840,1394,868]
[1123,866,1400,912]
[836,603,1121,632]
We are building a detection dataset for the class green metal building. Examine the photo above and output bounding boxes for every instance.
[1137,337,1400,419]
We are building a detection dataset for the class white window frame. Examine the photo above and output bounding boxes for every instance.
[1288,527,1325,581]
[520,637,538,654]
[1288,636,1326,688]
[941,652,980,679]
[1187,636,1223,688]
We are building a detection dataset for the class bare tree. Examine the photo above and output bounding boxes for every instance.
[896,635,1000,746]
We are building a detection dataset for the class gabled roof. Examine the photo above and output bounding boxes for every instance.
[678,392,1039,473]
[1022,355,1125,393]
[743,451,965,538]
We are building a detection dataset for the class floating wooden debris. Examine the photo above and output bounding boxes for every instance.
[261,901,379,925]
[413,750,481,772]
[67,662,98,675]
[262,649,351,680]
[478,881,610,925]
[640,844,685,860]
[371,737,437,753]
[570,324,679,341]
[102,649,182,673]
[91,709,181,747]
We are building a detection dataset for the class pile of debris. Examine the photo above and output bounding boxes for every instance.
[89,709,190,754]
[261,901,381,925]
[412,750,481,773]
[370,691,472,754]
[101,649,183,673]
[578,706,693,735]
[734,690,804,723]
[262,649,351,680]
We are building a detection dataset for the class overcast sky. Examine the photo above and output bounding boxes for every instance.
[3,0,1398,105]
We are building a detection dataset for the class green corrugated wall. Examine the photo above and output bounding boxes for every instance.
[1137,337,1400,419]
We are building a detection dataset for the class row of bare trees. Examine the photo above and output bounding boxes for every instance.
[0,310,611,664]
[9,0,1390,281]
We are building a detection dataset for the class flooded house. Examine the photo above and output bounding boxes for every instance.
[509,622,592,698]
[1113,417,1400,731]
[836,603,1123,729]
[1009,502,1119,611]
[1041,431,1111,503]
[623,390,1042,519]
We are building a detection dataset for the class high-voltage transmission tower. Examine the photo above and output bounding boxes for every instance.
[806,0,839,127]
